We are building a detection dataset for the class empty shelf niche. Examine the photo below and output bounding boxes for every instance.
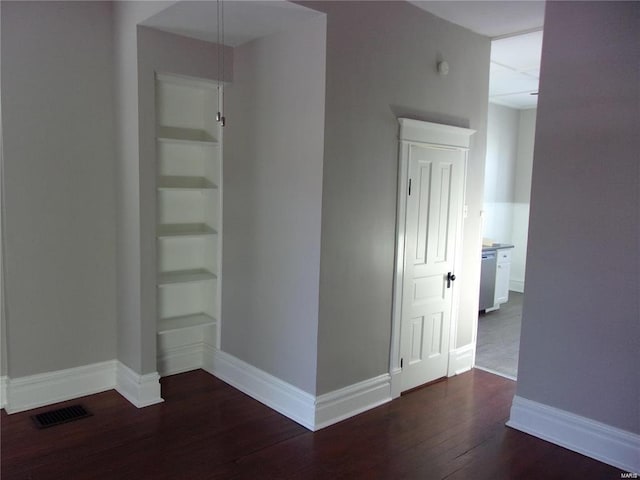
[156,313,217,377]
[157,140,220,185]
[156,73,218,145]
[157,280,217,321]
[158,235,217,274]
[158,313,216,333]
[157,190,219,228]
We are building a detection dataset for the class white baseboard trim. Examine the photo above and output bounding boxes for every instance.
[315,373,392,430]
[157,342,204,377]
[205,348,316,430]
[5,361,117,414]
[508,395,640,474]
[3,360,164,414]
[473,365,516,381]
[509,279,524,293]
[204,348,399,432]
[202,343,215,373]
[115,362,163,408]
[1,375,8,409]
[448,344,475,376]
[390,367,402,399]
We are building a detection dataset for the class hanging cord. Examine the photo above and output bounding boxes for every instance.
[216,0,222,124]
[220,0,226,127]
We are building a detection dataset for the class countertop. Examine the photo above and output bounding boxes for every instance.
[481,243,514,252]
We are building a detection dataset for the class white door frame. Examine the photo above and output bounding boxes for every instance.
[390,118,475,398]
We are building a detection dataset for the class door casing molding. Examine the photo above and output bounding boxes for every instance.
[390,118,475,397]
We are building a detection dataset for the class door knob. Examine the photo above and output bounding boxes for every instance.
[447,272,456,288]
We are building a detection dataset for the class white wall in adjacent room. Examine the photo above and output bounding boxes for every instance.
[510,108,536,291]
[483,103,536,292]
[483,103,519,245]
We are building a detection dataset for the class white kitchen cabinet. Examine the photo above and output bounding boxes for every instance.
[494,248,512,306]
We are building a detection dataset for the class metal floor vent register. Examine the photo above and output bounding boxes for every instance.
[31,404,92,429]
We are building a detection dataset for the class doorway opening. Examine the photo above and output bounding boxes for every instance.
[474,30,542,380]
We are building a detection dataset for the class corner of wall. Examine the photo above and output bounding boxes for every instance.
[314,374,392,430]
[206,349,316,430]
[0,360,164,414]
[448,344,475,376]
[0,375,7,409]
[205,349,393,432]
[115,361,163,408]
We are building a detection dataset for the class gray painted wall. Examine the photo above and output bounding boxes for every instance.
[223,15,326,394]
[308,1,490,394]
[0,0,5,377]
[1,1,117,377]
[112,1,178,374]
[517,1,639,434]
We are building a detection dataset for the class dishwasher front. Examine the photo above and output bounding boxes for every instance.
[479,250,497,311]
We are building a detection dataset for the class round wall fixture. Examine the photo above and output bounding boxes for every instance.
[437,61,449,76]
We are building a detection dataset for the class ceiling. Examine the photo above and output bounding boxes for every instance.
[143,0,544,110]
[488,30,543,109]
[409,1,545,38]
[141,1,323,48]
[410,1,545,109]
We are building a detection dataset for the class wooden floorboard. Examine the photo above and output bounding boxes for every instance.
[1,369,624,479]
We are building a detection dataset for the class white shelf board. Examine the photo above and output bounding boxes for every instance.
[158,176,218,191]
[157,126,218,145]
[157,313,217,334]
[157,223,217,238]
[156,72,218,91]
[158,268,217,286]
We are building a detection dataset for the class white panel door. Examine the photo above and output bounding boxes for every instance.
[400,144,465,391]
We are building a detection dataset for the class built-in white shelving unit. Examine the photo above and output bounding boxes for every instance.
[155,73,222,376]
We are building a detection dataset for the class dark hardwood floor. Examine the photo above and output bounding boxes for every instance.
[1,369,623,479]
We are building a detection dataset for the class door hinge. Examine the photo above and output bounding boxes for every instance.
[408,179,412,196]
[400,358,403,369]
